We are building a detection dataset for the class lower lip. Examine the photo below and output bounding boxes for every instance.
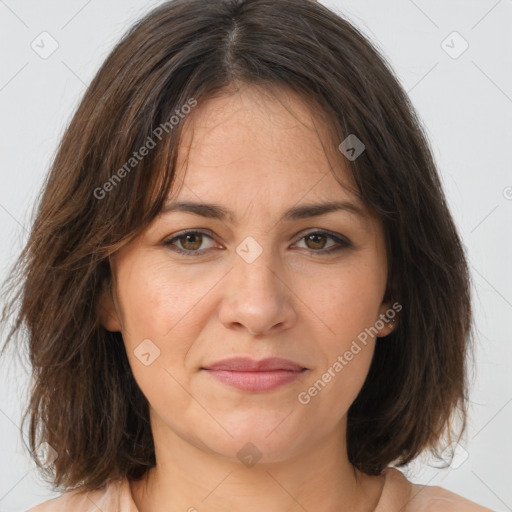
[203,369,307,392]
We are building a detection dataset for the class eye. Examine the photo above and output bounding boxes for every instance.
[293,230,352,254]
[163,230,218,255]
[163,229,352,256]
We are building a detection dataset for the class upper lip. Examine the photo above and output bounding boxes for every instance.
[201,357,307,372]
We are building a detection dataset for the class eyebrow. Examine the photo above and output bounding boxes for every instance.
[160,199,368,222]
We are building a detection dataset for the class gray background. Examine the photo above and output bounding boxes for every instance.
[1,0,511,510]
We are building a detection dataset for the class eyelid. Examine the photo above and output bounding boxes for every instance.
[163,229,220,251]
[293,229,352,254]
[297,228,351,245]
[163,228,352,255]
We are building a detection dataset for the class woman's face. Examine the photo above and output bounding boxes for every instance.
[100,85,392,464]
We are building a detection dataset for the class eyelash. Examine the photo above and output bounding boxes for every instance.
[163,229,352,257]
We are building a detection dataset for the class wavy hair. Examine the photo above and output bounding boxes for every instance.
[0,0,472,493]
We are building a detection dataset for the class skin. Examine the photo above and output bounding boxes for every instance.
[99,84,395,512]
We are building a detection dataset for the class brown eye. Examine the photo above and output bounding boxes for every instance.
[304,233,328,250]
[295,230,351,254]
[164,230,217,255]
[179,233,203,251]
[164,229,351,257]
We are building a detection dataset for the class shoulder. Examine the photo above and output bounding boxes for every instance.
[25,478,129,512]
[407,481,495,511]
[379,467,495,512]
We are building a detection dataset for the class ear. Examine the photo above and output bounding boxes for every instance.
[375,300,397,338]
[97,280,122,332]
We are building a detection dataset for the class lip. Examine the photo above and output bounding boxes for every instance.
[200,357,308,392]
[202,356,307,372]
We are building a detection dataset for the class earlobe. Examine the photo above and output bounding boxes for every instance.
[376,300,397,338]
[97,281,122,332]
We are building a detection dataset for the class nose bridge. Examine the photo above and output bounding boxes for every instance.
[233,232,281,298]
[218,232,296,335]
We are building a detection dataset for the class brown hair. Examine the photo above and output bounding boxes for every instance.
[0,0,473,492]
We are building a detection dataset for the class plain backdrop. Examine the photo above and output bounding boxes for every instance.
[0,1,511,511]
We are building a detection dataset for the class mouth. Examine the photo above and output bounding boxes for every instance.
[200,357,308,392]
[201,368,308,392]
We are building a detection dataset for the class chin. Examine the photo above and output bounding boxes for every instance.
[197,416,311,465]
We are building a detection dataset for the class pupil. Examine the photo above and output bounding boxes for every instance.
[183,234,201,250]
[307,234,325,249]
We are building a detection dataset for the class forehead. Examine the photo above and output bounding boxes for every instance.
[168,85,364,216]
[178,85,337,167]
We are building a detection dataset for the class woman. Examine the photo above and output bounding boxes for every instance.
[0,0,494,510]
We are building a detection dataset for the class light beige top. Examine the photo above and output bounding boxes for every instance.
[26,467,494,511]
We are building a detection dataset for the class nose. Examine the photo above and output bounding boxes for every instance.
[217,251,297,337]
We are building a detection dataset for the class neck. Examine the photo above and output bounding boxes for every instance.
[129,412,385,512]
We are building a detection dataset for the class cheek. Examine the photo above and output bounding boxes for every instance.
[114,255,235,404]
[296,259,383,406]
[305,258,386,343]
[115,256,210,347]
[115,258,211,423]
[297,332,377,430]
